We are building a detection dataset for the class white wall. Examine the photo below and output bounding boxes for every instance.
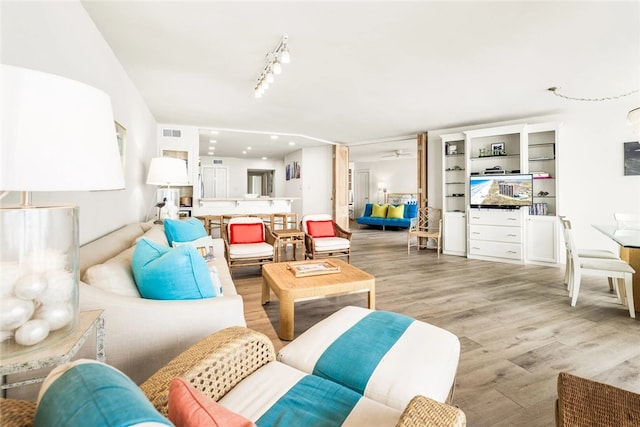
[427,104,640,252]
[353,158,417,204]
[200,156,285,198]
[1,1,157,244]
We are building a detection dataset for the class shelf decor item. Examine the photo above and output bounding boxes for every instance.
[0,65,124,356]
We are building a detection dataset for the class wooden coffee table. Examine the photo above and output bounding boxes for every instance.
[262,259,375,340]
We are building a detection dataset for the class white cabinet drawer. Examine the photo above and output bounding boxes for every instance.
[469,240,522,260]
[469,224,522,243]
[468,209,523,226]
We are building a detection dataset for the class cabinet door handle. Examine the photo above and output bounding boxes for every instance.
[472,232,481,235]
[507,234,517,237]
[471,216,480,220]
[507,217,518,221]
[472,246,481,250]
[507,250,518,254]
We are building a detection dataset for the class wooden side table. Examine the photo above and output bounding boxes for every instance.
[272,228,305,262]
[0,310,105,391]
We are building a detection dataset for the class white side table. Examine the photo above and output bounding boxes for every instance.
[0,309,105,391]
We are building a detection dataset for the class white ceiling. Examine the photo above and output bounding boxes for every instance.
[81,1,640,162]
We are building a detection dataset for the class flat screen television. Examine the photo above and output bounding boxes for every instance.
[469,173,533,209]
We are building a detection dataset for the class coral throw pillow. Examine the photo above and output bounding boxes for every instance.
[307,220,337,237]
[371,204,388,218]
[168,377,256,427]
[229,223,264,244]
[387,204,405,219]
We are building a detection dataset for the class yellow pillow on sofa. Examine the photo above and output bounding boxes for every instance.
[386,204,405,219]
[371,204,388,218]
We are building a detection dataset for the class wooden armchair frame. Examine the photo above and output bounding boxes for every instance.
[301,217,353,263]
[407,207,442,257]
[221,217,277,275]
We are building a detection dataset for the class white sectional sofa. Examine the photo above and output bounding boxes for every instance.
[77,222,246,385]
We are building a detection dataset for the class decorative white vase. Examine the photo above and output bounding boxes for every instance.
[0,206,79,358]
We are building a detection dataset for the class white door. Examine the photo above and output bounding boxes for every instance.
[355,170,370,217]
[202,166,228,198]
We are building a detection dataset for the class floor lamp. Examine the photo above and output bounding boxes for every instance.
[0,65,124,356]
[146,157,188,221]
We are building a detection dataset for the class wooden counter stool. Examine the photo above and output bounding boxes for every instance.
[272,212,298,230]
[195,215,222,238]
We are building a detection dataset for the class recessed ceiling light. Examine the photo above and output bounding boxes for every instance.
[242,150,247,154]
[288,141,295,146]
[210,130,219,135]
[270,135,279,140]
[208,151,214,155]
[261,156,267,160]
[209,139,217,143]
[247,146,252,150]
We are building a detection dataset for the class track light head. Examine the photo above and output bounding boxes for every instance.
[279,47,290,64]
[273,60,282,75]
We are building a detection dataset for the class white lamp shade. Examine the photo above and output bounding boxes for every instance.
[1,64,125,191]
[146,157,188,186]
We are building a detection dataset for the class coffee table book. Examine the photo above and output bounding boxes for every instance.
[287,260,341,277]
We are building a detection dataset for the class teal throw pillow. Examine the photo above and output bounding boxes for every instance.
[132,238,215,300]
[164,217,207,246]
[35,360,170,427]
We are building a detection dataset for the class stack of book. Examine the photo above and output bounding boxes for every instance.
[529,203,549,215]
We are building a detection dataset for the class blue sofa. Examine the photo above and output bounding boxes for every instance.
[356,202,418,230]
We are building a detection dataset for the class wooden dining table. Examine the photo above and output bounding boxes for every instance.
[593,225,640,312]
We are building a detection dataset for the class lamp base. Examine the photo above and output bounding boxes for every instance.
[157,188,180,220]
[0,205,79,358]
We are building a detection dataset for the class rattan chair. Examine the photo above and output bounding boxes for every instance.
[301,214,352,263]
[407,207,442,257]
[556,372,640,427]
[221,216,276,275]
[0,327,466,426]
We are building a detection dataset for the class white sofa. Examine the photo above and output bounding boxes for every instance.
[76,222,246,385]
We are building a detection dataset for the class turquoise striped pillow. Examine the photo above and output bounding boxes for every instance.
[35,360,170,427]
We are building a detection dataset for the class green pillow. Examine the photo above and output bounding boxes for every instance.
[371,204,388,218]
[387,204,405,219]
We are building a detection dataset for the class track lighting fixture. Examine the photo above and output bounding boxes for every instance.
[254,35,290,98]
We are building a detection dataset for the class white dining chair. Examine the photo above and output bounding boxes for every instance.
[558,216,620,292]
[562,218,635,318]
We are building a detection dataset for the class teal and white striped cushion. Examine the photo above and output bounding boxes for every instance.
[218,362,401,426]
[277,306,460,411]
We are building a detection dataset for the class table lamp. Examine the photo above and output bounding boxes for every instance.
[0,65,124,356]
[146,157,188,221]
